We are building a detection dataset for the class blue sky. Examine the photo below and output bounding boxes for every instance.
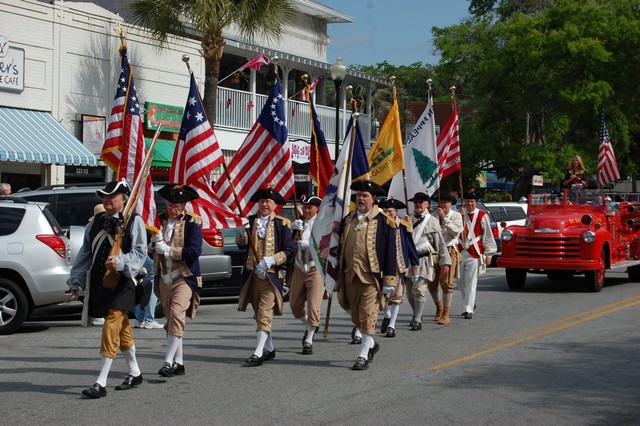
[320,0,472,67]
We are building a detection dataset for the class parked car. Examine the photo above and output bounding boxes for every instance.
[0,197,73,334]
[482,202,528,239]
[18,184,232,295]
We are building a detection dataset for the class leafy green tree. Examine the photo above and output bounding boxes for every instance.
[129,0,295,124]
[433,0,640,197]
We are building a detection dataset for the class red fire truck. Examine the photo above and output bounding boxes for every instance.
[497,188,640,292]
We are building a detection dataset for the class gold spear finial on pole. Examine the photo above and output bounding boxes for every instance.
[273,55,280,80]
[182,54,191,71]
[117,23,125,44]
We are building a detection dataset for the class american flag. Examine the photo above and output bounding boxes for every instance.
[306,85,333,197]
[597,112,620,186]
[436,104,462,180]
[171,72,245,229]
[213,80,294,216]
[101,42,159,230]
[236,54,271,73]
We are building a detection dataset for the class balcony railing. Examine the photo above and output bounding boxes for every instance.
[215,86,372,148]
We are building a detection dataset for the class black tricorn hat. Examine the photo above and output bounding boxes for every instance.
[158,184,199,203]
[379,198,406,210]
[96,179,131,198]
[438,193,457,205]
[249,187,286,205]
[463,191,481,200]
[299,194,322,206]
[350,179,385,196]
[408,191,431,202]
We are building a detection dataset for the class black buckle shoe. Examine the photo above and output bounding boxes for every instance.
[368,342,380,362]
[302,342,313,355]
[82,383,106,398]
[244,354,263,367]
[260,349,276,362]
[411,322,422,331]
[158,362,174,377]
[462,312,473,319]
[409,319,416,329]
[352,357,369,370]
[115,374,143,390]
[380,317,390,334]
[169,363,185,376]
[385,327,396,338]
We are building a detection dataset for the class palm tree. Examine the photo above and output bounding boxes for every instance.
[129,0,295,124]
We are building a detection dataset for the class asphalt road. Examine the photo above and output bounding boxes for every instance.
[2,268,639,425]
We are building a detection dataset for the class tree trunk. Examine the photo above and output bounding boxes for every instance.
[201,31,225,127]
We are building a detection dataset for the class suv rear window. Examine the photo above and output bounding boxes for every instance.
[54,193,99,228]
[0,207,25,236]
[504,206,527,221]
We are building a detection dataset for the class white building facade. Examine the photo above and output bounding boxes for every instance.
[0,0,384,191]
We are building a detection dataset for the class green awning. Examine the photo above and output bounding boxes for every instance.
[144,138,175,168]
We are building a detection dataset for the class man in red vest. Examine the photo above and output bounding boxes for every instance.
[457,192,497,319]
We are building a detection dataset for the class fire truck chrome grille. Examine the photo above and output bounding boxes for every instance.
[514,236,581,258]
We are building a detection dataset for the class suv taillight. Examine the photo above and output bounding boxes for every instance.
[36,235,67,258]
[491,224,500,238]
[202,229,224,248]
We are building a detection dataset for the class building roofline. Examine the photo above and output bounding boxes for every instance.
[294,0,355,24]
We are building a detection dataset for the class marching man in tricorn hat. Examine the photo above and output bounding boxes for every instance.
[237,186,295,366]
[289,194,325,355]
[153,183,203,378]
[67,179,147,398]
[336,179,398,370]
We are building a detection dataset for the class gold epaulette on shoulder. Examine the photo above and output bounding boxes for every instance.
[186,211,203,225]
[380,211,397,228]
[400,219,413,232]
[277,215,292,227]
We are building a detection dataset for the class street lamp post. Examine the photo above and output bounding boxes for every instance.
[330,57,347,161]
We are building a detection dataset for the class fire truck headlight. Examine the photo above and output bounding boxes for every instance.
[502,229,513,241]
[582,231,596,244]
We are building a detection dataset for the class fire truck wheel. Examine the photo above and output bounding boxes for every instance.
[628,265,640,282]
[584,250,605,292]
[505,268,526,290]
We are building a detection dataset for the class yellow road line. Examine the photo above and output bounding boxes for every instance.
[410,295,640,371]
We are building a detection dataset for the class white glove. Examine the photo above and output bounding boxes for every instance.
[151,232,163,243]
[291,219,304,231]
[382,285,394,295]
[155,241,170,257]
[237,228,248,238]
[297,240,309,250]
[411,275,419,285]
[263,256,276,268]
[254,263,267,279]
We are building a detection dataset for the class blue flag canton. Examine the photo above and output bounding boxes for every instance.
[258,80,288,145]
[117,47,141,117]
[600,113,610,144]
[179,73,209,139]
[346,108,370,182]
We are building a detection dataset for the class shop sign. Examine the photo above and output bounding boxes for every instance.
[0,35,25,93]
[145,102,184,133]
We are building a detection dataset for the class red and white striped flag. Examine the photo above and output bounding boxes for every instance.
[300,77,320,101]
[236,54,271,73]
[436,104,462,180]
[597,112,620,186]
[101,42,159,230]
[171,72,246,229]
[213,79,294,216]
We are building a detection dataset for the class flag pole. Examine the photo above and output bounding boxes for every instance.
[323,87,359,338]
[451,85,467,246]
[389,76,409,208]
[427,79,441,203]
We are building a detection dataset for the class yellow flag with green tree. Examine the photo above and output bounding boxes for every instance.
[367,85,404,185]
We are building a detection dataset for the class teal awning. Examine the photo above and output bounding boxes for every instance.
[144,138,175,168]
[0,107,97,166]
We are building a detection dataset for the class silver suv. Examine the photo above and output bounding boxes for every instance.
[18,184,233,293]
[0,197,73,334]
